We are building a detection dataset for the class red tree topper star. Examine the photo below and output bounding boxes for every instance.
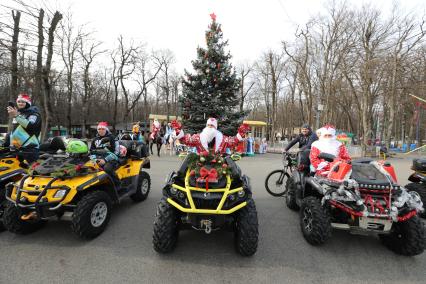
[210,13,216,21]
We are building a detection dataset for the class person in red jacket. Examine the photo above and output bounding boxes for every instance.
[310,125,351,175]
[172,118,249,154]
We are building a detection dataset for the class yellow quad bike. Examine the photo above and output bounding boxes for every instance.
[0,137,66,231]
[3,139,151,239]
[153,152,259,256]
[0,147,28,231]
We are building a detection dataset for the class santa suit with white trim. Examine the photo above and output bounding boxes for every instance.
[309,125,351,175]
[173,118,247,154]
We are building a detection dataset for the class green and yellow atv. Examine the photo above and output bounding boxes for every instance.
[153,152,259,256]
[3,139,151,239]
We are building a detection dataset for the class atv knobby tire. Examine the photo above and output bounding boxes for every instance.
[0,187,6,232]
[71,191,112,239]
[235,198,259,256]
[300,196,331,245]
[153,197,179,253]
[285,177,299,211]
[405,183,426,218]
[379,215,425,256]
[3,202,46,234]
[130,171,151,202]
[0,200,7,232]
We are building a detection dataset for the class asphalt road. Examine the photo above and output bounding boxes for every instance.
[0,153,425,284]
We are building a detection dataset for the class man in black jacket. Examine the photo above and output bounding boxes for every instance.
[284,123,317,152]
[6,93,42,163]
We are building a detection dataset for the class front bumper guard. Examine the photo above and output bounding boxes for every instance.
[6,175,71,216]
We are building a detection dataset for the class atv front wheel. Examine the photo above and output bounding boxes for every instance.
[153,197,179,253]
[285,177,299,211]
[380,215,425,256]
[235,198,259,256]
[71,191,112,239]
[130,171,151,202]
[405,183,426,218]
[3,202,46,234]
[300,197,331,245]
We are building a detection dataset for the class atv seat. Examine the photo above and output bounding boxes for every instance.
[118,140,149,158]
[352,158,373,164]
[39,136,66,154]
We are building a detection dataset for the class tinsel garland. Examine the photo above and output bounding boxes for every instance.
[186,150,231,180]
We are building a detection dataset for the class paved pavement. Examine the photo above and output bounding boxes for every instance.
[0,153,425,284]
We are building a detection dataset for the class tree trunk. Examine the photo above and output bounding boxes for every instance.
[9,10,21,132]
[41,11,63,140]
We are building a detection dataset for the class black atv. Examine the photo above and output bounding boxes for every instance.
[153,152,258,256]
[406,158,426,218]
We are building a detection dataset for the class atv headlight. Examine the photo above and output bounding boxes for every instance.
[54,189,67,199]
[170,187,177,195]
[237,190,245,198]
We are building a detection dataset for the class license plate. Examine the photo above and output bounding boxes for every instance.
[359,217,392,232]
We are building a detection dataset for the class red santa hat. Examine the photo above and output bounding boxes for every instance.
[97,121,109,130]
[206,117,218,129]
[321,124,336,137]
[17,93,31,105]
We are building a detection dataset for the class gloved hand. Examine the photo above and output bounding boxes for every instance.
[317,161,329,170]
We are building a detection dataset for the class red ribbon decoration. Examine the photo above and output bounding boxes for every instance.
[197,167,218,191]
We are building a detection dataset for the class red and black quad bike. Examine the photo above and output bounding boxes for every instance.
[295,153,425,256]
[153,152,259,256]
[406,158,426,218]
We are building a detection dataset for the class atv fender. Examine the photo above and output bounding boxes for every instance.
[305,177,326,197]
[142,158,150,169]
[77,173,119,203]
[0,169,26,182]
[408,173,425,183]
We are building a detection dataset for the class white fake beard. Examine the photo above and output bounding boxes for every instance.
[201,127,217,143]
[316,137,340,156]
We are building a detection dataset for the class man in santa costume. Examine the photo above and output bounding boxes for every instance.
[172,117,249,154]
[310,125,351,175]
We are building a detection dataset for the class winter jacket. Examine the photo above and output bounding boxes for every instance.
[285,129,317,151]
[7,105,42,149]
[90,132,119,162]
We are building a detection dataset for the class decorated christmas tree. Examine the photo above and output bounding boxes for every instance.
[181,13,245,136]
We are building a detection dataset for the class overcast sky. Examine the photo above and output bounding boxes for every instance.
[4,0,426,72]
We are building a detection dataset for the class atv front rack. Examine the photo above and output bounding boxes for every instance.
[6,174,71,213]
[166,170,247,214]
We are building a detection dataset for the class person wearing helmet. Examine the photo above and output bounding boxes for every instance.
[284,123,317,153]
[5,93,42,163]
[90,122,121,187]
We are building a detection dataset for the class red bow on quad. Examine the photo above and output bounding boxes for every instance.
[196,167,219,191]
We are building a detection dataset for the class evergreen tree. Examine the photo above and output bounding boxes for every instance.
[181,13,245,136]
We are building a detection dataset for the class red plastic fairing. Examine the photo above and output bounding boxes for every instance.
[328,161,352,182]
[381,163,398,183]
